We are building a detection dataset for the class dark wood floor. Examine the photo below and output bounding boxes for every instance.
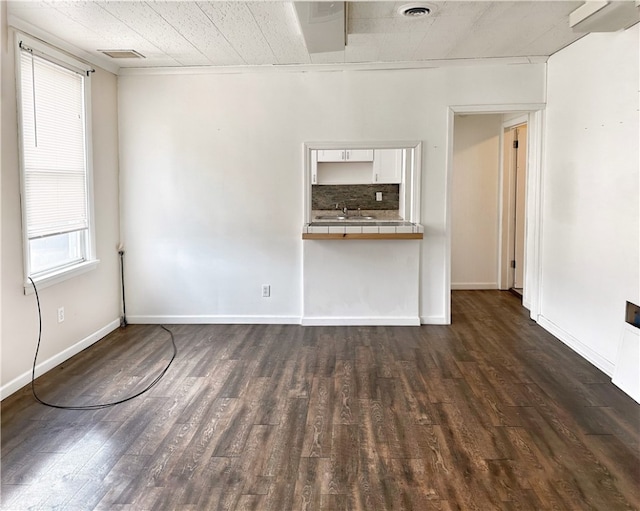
[2,291,639,510]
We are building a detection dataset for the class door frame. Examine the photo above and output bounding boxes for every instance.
[499,116,529,292]
[445,104,545,323]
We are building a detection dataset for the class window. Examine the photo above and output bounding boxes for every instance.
[16,35,97,288]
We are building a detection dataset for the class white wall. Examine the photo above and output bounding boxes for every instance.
[540,25,639,379]
[451,114,502,289]
[118,64,545,324]
[1,16,121,396]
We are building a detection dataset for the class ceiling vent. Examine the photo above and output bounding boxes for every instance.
[98,49,145,59]
[398,3,433,18]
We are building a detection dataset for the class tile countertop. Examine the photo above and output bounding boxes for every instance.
[302,220,424,240]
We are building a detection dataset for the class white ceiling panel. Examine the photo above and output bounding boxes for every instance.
[6,1,598,72]
[98,1,206,66]
[39,1,167,61]
[196,1,275,65]
[379,30,431,62]
[442,2,515,58]
[10,2,96,41]
[344,33,381,63]
[146,2,242,66]
[348,1,401,20]
[349,15,435,34]
[514,4,585,56]
[445,2,580,59]
[247,2,310,65]
[413,7,490,60]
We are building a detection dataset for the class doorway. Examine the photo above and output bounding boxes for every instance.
[499,120,528,296]
[445,106,544,325]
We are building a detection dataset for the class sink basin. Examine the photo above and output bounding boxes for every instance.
[315,215,376,221]
[309,221,412,227]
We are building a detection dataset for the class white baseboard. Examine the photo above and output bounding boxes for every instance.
[537,315,615,376]
[301,316,420,326]
[1,318,120,400]
[451,282,498,290]
[420,315,450,325]
[127,315,301,325]
[612,324,640,404]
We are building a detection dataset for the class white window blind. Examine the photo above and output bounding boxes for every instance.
[19,48,88,240]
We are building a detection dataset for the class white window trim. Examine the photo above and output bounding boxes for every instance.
[23,260,100,295]
[15,32,99,294]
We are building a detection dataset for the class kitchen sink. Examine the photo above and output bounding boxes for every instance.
[315,215,377,221]
[309,221,412,227]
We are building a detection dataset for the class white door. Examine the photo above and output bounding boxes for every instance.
[513,125,527,289]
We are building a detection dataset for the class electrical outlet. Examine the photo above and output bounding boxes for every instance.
[376,191,383,201]
[262,285,271,298]
[57,306,65,323]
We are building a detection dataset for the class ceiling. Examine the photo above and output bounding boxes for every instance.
[7,1,589,73]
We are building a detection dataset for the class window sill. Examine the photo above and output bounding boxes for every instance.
[23,259,100,295]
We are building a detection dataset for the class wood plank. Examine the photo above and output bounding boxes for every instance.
[301,377,334,457]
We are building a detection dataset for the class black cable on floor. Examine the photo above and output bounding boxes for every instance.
[28,276,177,410]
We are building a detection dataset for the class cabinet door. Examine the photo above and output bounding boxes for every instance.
[317,149,374,162]
[373,149,403,183]
[311,150,318,184]
[345,149,374,162]
[317,149,347,162]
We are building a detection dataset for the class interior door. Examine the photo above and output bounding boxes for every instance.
[513,124,527,290]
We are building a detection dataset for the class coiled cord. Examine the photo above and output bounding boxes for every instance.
[28,276,177,410]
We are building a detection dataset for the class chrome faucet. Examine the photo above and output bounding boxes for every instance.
[335,202,349,216]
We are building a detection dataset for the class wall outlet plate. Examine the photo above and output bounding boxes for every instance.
[262,285,271,298]
[57,307,65,323]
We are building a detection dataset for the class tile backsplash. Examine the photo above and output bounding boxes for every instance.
[312,184,400,210]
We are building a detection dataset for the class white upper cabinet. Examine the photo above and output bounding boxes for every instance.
[373,149,403,184]
[312,148,404,185]
[317,149,374,162]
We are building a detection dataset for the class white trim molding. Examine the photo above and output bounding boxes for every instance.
[133,315,422,327]
[128,315,301,325]
[420,315,450,325]
[523,109,545,321]
[537,315,615,376]
[23,260,100,295]
[301,316,421,326]
[612,324,640,403]
[451,283,498,290]
[0,318,120,400]
[119,56,549,77]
